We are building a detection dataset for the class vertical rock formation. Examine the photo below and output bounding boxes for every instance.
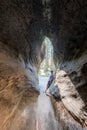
[0,0,44,129]
[51,0,87,128]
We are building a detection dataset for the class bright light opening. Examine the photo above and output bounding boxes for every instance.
[39,37,55,77]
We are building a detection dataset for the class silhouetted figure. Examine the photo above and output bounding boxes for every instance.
[45,70,54,93]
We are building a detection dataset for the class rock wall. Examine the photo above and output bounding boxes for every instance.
[0,0,45,65]
[51,96,87,130]
[0,1,43,129]
[50,0,87,128]
[0,0,87,129]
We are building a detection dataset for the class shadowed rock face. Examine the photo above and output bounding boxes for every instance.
[0,0,45,65]
[51,0,87,61]
[50,0,87,127]
[0,0,87,129]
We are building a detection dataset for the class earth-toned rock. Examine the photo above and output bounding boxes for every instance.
[0,0,87,129]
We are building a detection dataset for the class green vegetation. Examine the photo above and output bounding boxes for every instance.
[39,37,55,77]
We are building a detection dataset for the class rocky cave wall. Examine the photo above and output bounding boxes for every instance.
[0,0,87,129]
[0,1,45,129]
[50,0,87,127]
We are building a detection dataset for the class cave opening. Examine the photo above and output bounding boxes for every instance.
[38,36,56,95]
[39,36,55,77]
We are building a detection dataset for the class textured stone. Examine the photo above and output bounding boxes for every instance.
[0,0,87,129]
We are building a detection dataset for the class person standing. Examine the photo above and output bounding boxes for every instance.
[45,70,54,93]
